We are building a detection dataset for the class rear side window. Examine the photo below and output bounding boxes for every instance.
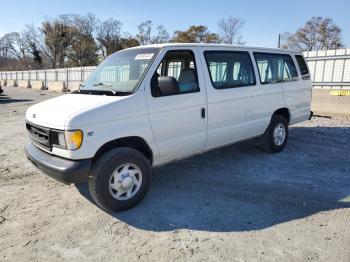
[204,51,256,89]
[295,55,310,80]
[254,52,298,84]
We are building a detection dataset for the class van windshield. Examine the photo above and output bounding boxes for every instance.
[81,48,159,94]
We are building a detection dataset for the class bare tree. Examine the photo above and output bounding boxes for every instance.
[136,20,169,45]
[96,18,123,58]
[0,32,26,60]
[218,16,245,44]
[96,18,139,58]
[66,14,99,66]
[0,37,10,59]
[282,17,343,51]
[72,13,97,37]
[153,25,169,44]
[318,18,343,49]
[0,32,34,70]
[0,34,22,70]
[22,25,43,69]
[136,20,152,45]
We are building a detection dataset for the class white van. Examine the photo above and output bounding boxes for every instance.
[25,43,312,211]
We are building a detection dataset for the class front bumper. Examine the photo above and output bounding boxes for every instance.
[25,142,91,184]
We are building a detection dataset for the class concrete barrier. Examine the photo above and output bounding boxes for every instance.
[67,81,82,92]
[7,80,17,87]
[17,80,29,88]
[47,81,66,92]
[29,80,44,90]
[312,89,350,116]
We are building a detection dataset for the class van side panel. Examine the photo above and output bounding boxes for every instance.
[198,47,282,150]
[287,55,312,125]
[253,51,310,126]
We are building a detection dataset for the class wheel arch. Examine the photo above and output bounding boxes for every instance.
[272,107,290,124]
[93,136,153,165]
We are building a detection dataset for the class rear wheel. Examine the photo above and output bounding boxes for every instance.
[260,115,288,153]
[89,147,151,212]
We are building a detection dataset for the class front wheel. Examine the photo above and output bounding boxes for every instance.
[88,147,151,212]
[260,115,288,153]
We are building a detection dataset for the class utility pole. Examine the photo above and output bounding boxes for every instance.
[278,34,281,48]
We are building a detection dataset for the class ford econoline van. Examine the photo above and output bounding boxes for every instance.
[25,43,312,211]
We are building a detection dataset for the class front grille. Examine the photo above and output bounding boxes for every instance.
[26,122,51,151]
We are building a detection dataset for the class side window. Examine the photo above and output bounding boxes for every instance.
[254,52,298,84]
[295,55,310,80]
[151,50,199,97]
[204,51,256,89]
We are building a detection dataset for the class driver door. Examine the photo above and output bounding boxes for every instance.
[145,47,207,164]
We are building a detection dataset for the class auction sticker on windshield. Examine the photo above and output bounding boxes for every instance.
[135,53,154,60]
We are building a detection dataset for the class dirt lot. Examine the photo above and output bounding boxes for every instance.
[0,86,349,262]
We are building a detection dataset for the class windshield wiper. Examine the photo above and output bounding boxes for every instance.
[72,89,133,96]
[93,82,112,87]
[108,90,134,96]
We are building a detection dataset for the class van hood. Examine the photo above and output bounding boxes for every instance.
[26,94,122,129]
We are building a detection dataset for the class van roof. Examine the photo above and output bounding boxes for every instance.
[127,43,301,54]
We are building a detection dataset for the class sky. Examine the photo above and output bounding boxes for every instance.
[0,0,349,48]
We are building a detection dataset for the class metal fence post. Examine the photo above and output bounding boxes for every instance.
[44,70,47,89]
[341,59,346,89]
[66,68,69,91]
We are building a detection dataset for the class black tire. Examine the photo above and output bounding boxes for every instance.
[88,147,151,212]
[260,114,288,153]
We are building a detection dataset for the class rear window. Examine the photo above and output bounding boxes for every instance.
[204,51,256,89]
[254,52,298,85]
[295,55,310,80]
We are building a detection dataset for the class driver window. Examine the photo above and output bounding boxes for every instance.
[151,50,199,97]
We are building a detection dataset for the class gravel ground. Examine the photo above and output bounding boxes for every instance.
[0,86,349,262]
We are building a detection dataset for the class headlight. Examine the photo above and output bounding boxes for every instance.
[57,132,66,147]
[65,130,83,150]
[53,130,83,150]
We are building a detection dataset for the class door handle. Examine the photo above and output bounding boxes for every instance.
[201,108,206,119]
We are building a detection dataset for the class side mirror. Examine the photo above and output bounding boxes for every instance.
[157,76,180,96]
